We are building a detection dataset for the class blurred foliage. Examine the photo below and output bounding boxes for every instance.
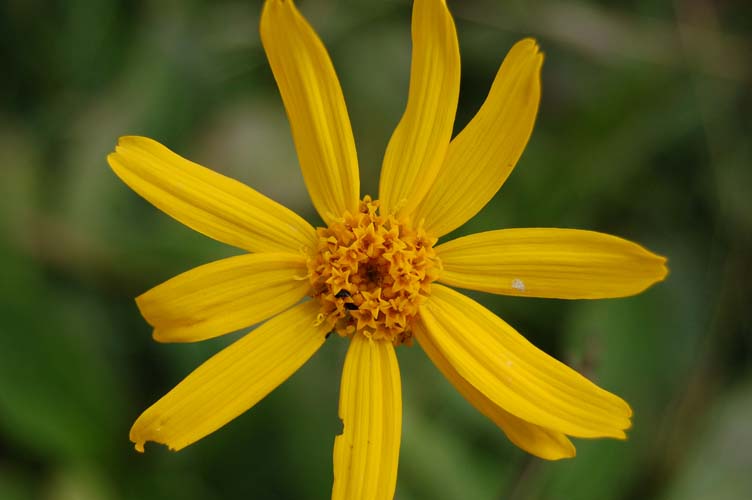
[1,0,750,499]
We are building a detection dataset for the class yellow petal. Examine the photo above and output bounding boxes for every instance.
[332,335,401,500]
[413,39,543,237]
[415,322,575,460]
[260,0,359,223]
[137,253,311,343]
[378,0,460,218]
[107,136,316,254]
[437,228,668,299]
[130,301,328,452]
[418,285,632,439]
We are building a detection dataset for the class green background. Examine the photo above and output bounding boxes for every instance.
[1,0,750,498]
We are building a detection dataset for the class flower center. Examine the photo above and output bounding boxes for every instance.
[307,196,440,345]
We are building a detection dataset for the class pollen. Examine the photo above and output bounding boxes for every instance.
[307,196,440,345]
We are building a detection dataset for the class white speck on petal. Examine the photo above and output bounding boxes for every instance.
[511,278,526,291]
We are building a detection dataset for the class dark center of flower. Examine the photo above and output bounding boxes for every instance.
[307,196,440,345]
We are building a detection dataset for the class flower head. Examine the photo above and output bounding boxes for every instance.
[308,196,440,345]
[108,0,667,497]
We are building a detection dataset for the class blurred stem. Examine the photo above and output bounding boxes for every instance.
[17,212,152,297]
[455,0,750,82]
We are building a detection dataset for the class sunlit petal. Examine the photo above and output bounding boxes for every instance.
[416,322,575,460]
[261,0,360,223]
[108,136,316,253]
[332,335,401,500]
[378,0,460,217]
[418,285,632,439]
[130,301,328,452]
[437,228,668,298]
[137,253,311,342]
[414,39,542,237]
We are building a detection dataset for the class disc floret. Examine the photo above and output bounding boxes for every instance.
[307,196,440,345]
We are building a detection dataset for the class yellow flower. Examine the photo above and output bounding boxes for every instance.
[108,0,667,497]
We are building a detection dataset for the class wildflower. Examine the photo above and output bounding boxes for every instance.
[108,0,667,498]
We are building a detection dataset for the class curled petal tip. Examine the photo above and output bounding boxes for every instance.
[516,37,540,52]
[658,257,670,281]
[549,441,577,461]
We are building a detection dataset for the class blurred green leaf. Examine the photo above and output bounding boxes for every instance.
[0,241,127,463]
[662,379,752,500]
